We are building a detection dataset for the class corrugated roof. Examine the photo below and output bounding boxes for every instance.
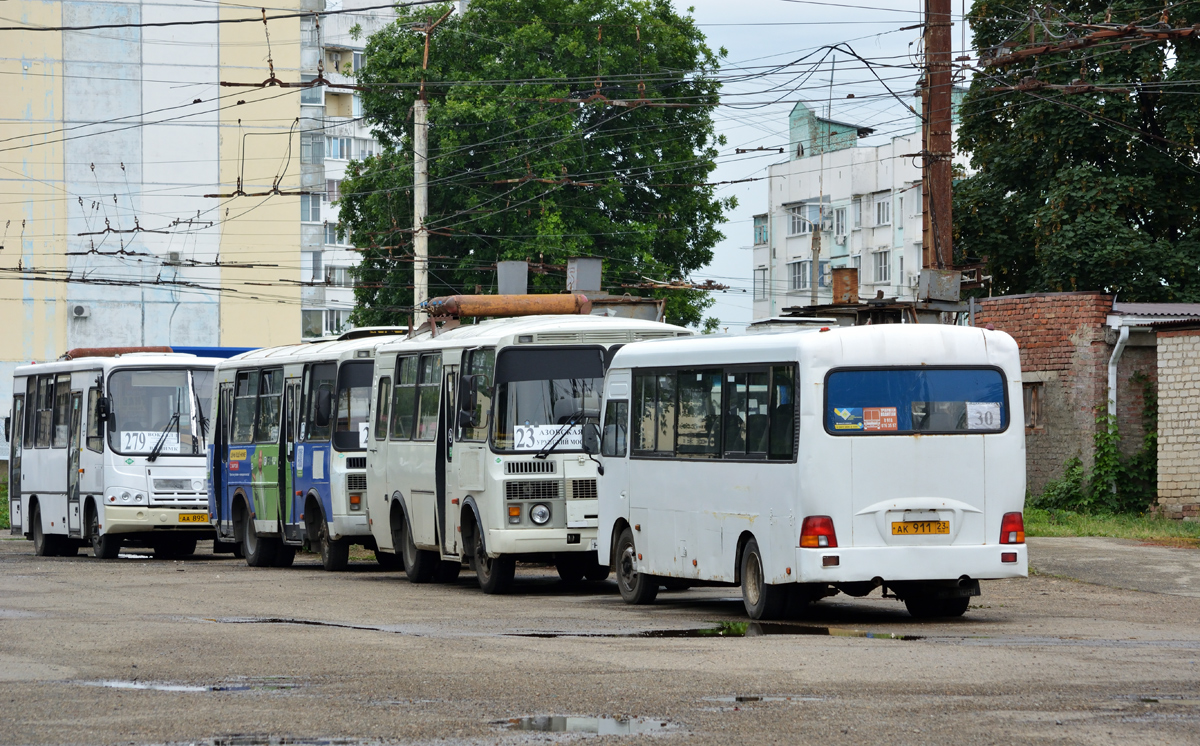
[1112,302,1200,317]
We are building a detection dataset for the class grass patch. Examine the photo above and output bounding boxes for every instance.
[1026,507,1200,546]
[0,482,7,530]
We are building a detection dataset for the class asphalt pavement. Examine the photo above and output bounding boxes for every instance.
[1028,537,1200,597]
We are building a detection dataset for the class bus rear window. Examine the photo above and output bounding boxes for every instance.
[825,368,1007,435]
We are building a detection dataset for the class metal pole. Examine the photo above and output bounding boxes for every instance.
[413,97,429,327]
[926,0,953,270]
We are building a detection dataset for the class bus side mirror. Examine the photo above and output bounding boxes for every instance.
[96,396,111,423]
[314,389,332,427]
[458,375,479,427]
[581,424,600,455]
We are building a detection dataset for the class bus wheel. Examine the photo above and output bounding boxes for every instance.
[585,561,611,583]
[273,544,297,568]
[374,550,403,570]
[615,528,658,605]
[241,512,278,567]
[554,553,586,584]
[88,507,121,560]
[740,538,786,620]
[31,504,68,557]
[473,529,514,594]
[904,595,970,619]
[401,517,438,584]
[315,519,349,572]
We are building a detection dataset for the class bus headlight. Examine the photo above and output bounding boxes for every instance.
[134,493,146,505]
[529,503,551,526]
[120,491,131,503]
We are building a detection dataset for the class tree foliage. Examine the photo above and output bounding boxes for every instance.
[338,0,731,327]
[955,0,1200,299]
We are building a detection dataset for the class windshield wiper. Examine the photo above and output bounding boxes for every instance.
[147,411,180,463]
[533,410,584,460]
[190,375,208,454]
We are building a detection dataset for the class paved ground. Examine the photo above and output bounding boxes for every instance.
[1028,537,1200,598]
[1,535,1199,746]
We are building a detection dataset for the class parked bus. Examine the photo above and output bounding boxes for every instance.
[591,324,1028,619]
[7,352,220,558]
[208,329,406,570]
[366,314,689,593]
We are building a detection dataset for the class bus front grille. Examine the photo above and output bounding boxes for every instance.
[345,457,366,469]
[346,473,367,491]
[505,480,561,501]
[568,478,598,501]
[505,460,556,475]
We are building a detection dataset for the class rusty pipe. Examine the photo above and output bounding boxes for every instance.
[422,294,592,318]
[62,346,174,360]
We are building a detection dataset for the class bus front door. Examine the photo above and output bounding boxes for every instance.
[66,392,83,538]
[281,379,302,543]
[9,395,23,534]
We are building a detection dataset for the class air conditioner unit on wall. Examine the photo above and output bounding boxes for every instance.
[72,304,90,319]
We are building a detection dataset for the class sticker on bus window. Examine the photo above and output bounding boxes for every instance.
[832,407,864,430]
[229,449,247,461]
[966,402,1002,430]
[122,431,179,453]
[863,407,899,431]
[512,424,583,450]
[296,445,304,476]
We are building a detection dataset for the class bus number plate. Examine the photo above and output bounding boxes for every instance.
[178,513,209,523]
[891,521,949,535]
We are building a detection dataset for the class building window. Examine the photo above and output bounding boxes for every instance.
[875,196,891,226]
[301,133,324,165]
[301,16,319,46]
[325,179,341,202]
[873,249,891,283]
[300,74,322,105]
[753,268,768,301]
[325,223,345,246]
[353,51,365,71]
[898,255,904,284]
[353,95,364,118]
[789,260,807,290]
[326,136,351,160]
[852,197,862,229]
[325,266,354,287]
[304,250,323,283]
[753,215,768,245]
[356,138,377,159]
[788,207,810,235]
[851,254,861,272]
[326,309,352,336]
[300,194,320,222]
[834,207,847,236]
[1023,382,1043,430]
[301,310,324,339]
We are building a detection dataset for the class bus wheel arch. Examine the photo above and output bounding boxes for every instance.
[231,491,251,543]
[84,497,120,560]
[460,497,483,564]
[302,491,325,547]
[387,492,410,551]
[609,518,631,570]
[734,530,757,587]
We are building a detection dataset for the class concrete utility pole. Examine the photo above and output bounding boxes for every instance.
[412,8,454,327]
[922,0,953,270]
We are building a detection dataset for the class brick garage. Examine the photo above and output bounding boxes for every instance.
[974,292,1157,495]
[1155,326,1200,520]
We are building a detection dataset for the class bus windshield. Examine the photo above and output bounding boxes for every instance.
[491,348,604,453]
[108,369,209,455]
[333,361,373,451]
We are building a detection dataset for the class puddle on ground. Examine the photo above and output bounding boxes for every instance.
[704,694,825,703]
[512,621,920,640]
[210,617,417,636]
[500,716,677,735]
[117,553,152,559]
[208,737,385,746]
[75,677,300,693]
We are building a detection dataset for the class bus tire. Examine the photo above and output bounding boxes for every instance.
[554,553,587,584]
[31,503,70,557]
[615,527,658,605]
[904,595,970,619]
[401,516,438,583]
[241,511,278,567]
[434,560,462,583]
[316,519,349,572]
[374,550,403,570]
[87,505,121,560]
[585,561,611,583]
[273,544,297,568]
[740,538,786,620]
[473,528,514,594]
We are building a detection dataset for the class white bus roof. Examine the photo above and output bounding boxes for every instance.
[374,314,690,355]
[13,354,222,379]
[609,324,1021,375]
[218,334,407,368]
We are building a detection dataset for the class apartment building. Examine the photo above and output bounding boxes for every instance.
[752,94,964,318]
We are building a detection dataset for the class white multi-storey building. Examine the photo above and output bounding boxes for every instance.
[752,95,965,318]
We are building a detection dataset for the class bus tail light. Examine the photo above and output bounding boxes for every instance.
[999,512,1024,544]
[800,516,837,548]
[349,494,362,511]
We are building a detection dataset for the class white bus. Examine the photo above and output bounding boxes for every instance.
[592,324,1028,619]
[209,330,405,569]
[7,352,220,558]
[366,314,689,593]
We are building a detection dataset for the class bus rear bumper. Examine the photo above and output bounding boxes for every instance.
[795,544,1028,584]
[486,527,598,556]
[101,505,214,535]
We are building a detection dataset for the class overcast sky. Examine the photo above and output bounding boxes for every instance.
[674,0,970,329]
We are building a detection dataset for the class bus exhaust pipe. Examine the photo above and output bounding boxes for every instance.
[421,294,592,318]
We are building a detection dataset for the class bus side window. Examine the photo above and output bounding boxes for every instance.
[52,373,72,448]
[676,370,722,458]
[24,377,36,449]
[414,354,441,441]
[458,348,494,442]
[305,363,336,442]
[86,388,103,453]
[374,377,391,441]
[632,372,675,455]
[769,366,796,460]
[601,400,628,457]
[35,375,54,448]
[390,356,417,440]
[231,370,259,445]
[725,370,769,458]
[255,369,284,443]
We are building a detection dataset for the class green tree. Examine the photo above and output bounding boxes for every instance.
[338,0,731,327]
[955,0,1200,299]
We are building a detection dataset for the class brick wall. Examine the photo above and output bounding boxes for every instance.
[974,292,1153,495]
[1156,329,1200,520]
